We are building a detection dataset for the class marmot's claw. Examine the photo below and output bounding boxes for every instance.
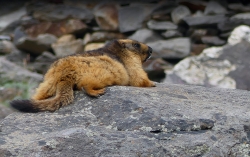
[81,87,86,92]
[151,82,156,87]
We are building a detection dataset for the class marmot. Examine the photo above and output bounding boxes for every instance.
[10,39,155,112]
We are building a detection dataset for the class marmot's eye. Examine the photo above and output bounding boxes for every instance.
[133,43,140,49]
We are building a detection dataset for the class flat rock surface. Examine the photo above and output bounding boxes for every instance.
[1,83,250,156]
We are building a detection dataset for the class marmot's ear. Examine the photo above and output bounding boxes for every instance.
[120,42,126,48]
[113,39,124,49]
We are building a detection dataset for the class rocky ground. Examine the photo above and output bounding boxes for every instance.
[0,83,250,156]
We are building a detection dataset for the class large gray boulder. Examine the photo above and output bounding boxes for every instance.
[0,57,42,83]
[0,3,26,32]
[0,83,250,156]
[0,57,42,120]
[164,25,250,90]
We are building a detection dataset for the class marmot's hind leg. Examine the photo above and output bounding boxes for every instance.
[54,81,74,108]
[37,81,74,112]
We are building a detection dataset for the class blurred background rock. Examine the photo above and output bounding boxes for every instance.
[0,0,250,118]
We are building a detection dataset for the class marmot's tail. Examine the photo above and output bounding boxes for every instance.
[10,81,74,112]
[10,100,40,113]
[10,97,65,112]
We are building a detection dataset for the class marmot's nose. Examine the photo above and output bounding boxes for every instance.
[148,46,153,54]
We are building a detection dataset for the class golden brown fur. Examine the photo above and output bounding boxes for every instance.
[10,39,155,112]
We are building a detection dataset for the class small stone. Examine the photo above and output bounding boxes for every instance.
[231,13,250,20]
[143,58,172,82]
[24,19,88,38]
[0,40,14,54]
[32,51,56,74]
[183,15,227,27]
[52,34,83,57]
[89,32,125,43]
[218,19,250,32]
[189,29,207,42]
[193,10,204,17]
[118,5,153,33]
[228,3,250,12]
[151,14,172,21]
[147,38,191,59]
[220,32,232,39]
[128,28,162,43]
[57,34,75,43]
[204,1,227,15]
[36,34,58,48]
[191,44,207,55]
[178,1,207,12]
[147,20,177,30]
[28,2,94,22]
[201,36,226,46]
[15,38,44,56]
[94,3,119,31]
[171,5,191,24]
[151,2,175,21]
[189,28,218,42]
[84,43,105,51]
[83,33,91,45]
[161,30,182,39]
[228,25,250,45]
[143,58,172,72]
[0,35,11,41]
[15,34,57,56]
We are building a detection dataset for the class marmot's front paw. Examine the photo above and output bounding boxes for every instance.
[150,81,156,87]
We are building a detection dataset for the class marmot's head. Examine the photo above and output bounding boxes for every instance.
[106,39,153,63]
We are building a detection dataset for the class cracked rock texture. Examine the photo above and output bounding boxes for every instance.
[1,83,250,156]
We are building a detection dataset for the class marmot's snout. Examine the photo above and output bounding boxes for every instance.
[144,46,153,62]
[148,46,153,54]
